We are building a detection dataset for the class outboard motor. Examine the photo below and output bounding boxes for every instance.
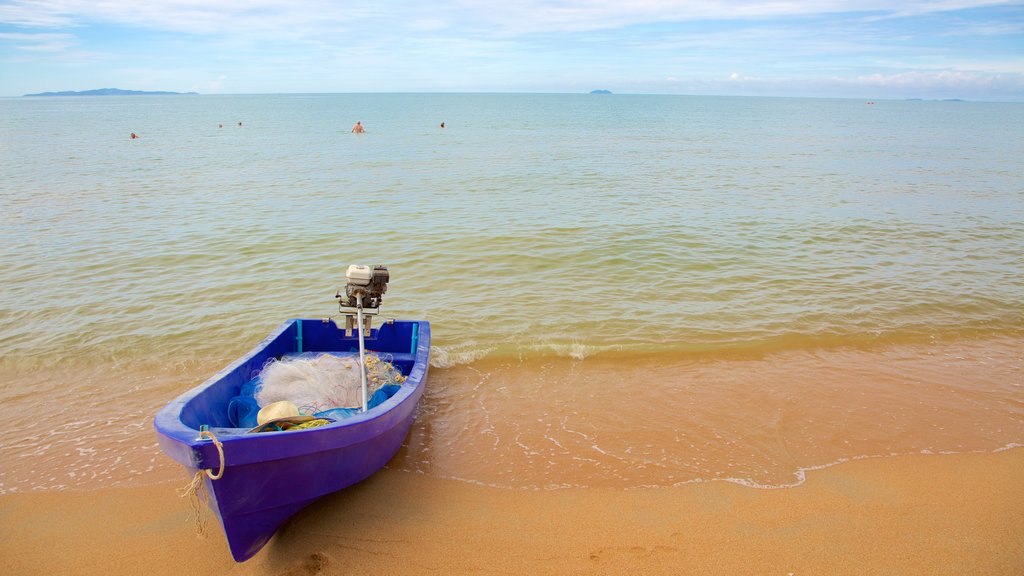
[336,265,390,412]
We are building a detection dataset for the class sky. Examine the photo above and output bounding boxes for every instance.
[1,1,1022,100]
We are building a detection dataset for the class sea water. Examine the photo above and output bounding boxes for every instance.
[0,93,1021,492]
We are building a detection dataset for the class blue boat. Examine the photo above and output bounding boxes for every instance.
[154,316,430,561]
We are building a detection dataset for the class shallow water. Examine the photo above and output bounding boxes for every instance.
[399,337,1022,489]
[0,93,1021,493]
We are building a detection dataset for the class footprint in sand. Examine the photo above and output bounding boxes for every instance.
[278,552,330,575]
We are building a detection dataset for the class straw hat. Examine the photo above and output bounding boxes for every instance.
[256,400,300,425]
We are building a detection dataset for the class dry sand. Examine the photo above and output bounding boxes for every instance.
[2,449,1022,575]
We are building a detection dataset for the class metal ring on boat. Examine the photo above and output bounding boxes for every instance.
[199,430,225,480]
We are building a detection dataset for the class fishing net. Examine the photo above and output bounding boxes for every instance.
[254,352,406,415]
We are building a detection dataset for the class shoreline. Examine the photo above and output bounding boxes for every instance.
[1,335,1021,494]
[3,449,1022,575]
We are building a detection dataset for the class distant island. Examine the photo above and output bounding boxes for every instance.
[590,89,612,94]
[24,88,198,97]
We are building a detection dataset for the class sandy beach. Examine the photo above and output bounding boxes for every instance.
[3,448,1021,575]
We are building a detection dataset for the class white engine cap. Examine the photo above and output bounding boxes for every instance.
[346,264,372,286]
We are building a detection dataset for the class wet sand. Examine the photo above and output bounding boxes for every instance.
[7,337,1021,495]
[3,448,1021,575]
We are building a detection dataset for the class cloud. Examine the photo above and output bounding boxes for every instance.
[1,0,1020,99]
[0,2,77,28]
[850,69,1024,91]
[3,0,1017,36]
[730,68,1024,98]
[0,1,373,35]
[423,1,1020,35]
[0,31,76,52]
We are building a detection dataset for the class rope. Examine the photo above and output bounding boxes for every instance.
[199,429,225,480]
[178,429,224,537]
[179,471,210,537]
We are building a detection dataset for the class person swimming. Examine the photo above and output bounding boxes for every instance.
[352,121,365,134]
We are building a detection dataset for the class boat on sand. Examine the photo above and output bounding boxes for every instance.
[154,268,429,561]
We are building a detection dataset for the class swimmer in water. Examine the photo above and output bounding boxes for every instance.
[352,121,365,134]
[130,132,138,139]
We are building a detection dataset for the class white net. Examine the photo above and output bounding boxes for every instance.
[254,353,406,415]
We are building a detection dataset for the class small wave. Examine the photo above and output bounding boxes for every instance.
[995,442,1023,452]
[419,327,1024,369]
[429,343,495,368]
[538,339,605,360]
[717,446,1024,491]
[410,446,1024,493]
[428,339,630,366]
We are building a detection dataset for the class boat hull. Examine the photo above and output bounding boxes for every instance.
[154,318,430,561]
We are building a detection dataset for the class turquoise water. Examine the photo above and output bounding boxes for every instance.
[0,94,1021,492]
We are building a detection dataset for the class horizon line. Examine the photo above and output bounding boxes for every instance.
[6,90,1023,103]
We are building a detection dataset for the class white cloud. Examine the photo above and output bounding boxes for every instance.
[0,0,378,35]
[3,0,1017,36]
[445,1,1019,34]
[1,0,1020,99]
[0,2,77,28]
[0,31,76,52]
[850,69,1023,91]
